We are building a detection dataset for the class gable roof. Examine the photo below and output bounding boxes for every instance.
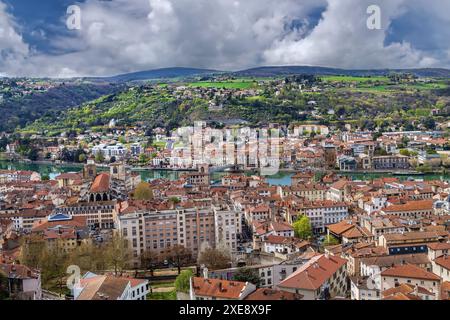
[191,277,249,299]
[90,173,110,193]
[278,254,347,291]
[381,264,441,281]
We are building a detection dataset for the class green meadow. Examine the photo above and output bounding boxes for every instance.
[187,80,256,89]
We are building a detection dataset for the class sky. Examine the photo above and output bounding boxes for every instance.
[0,0,450,77]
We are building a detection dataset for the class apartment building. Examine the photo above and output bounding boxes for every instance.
[378,231,448,255]
[118,203,241,265]
[288,200,349,233]
[280,184,327,202]
[381,200,435,218]
[277,253,347,300]
[372,155,410,170]
[57,201,118,230]
[213,204,242,252]
[380,264,442,299]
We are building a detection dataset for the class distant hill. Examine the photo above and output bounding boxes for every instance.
[90,67,222,82]
[233,66,450,78]
[0,83,123,132]
[85,66,450,83]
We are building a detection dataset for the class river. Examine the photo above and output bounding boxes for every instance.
[0,161,448,186]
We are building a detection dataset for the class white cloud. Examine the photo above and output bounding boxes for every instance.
[263,0,446,69]
[0,1,30,76]
[0,0,450,77]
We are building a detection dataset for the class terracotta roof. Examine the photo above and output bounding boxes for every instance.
[56,173,82,180]
[77,275,130,300]
[427,242,450,251]
[381,264,441,281]
[382,231,447,242]
[0,263,39,280]
[383,200,434,212]
[382,283,433,300]
[278,254,347,291]
[361,254,430,268]
[441,281,450,300]
[270,221,293,232]
[245,288,303,300]
[434,255,450,270]
[90,173,110,193]
[192,277,249,299]
[327,220,355,236]
[32,215,87,232]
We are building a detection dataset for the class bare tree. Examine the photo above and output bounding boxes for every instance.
[163,245,193,274]
[197,243,232,271]
[140,250,160,277]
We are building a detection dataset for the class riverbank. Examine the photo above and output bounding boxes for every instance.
[1,160,448,186]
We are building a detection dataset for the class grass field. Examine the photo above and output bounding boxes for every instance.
[188,80,256,89]
[147,290,177,300]
[322,75,390,83]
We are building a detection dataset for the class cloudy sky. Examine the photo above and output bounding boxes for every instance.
[1,0,450,77]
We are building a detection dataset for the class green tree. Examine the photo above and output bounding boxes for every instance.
[139,154,149,164]
[175,269,193,293]
[233,268,261,287]
[323,235,340,246]
[133,182,154,200]
[399,149,411,157]
[78,153,87,163]
[95,151,105,163]
[293,216,313,240]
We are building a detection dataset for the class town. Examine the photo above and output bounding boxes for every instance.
[0,114,449,300]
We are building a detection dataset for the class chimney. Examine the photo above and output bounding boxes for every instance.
[203,267,209,279]
[414,284,419,296]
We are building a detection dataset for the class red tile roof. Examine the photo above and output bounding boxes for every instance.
[381,264,441,281]
[278,254,347,291]
[192,277,250,299]
[245,288,303,300]
[90,173,110,193]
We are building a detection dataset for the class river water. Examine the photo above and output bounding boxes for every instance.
[0,161,448,186]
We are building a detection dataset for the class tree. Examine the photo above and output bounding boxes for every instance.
[233,268,261,287]
[27,147,39,161]
[197,246,231,271]
[399,149,411,157]
[0,272,10,300]
[139,154,149,164]
[140,250,160,276]
[40,245,69,296]
[104,234,132,276]
[19,235,46,269]
[293,216,313,240]
[169,197,181,204]
[68,242,106,274]
[163,245,193,274]
[95,151,105,163]
[175,269,193,293]
[323,235,340,246]
[133,182,154,200]
[78,153,87,163]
